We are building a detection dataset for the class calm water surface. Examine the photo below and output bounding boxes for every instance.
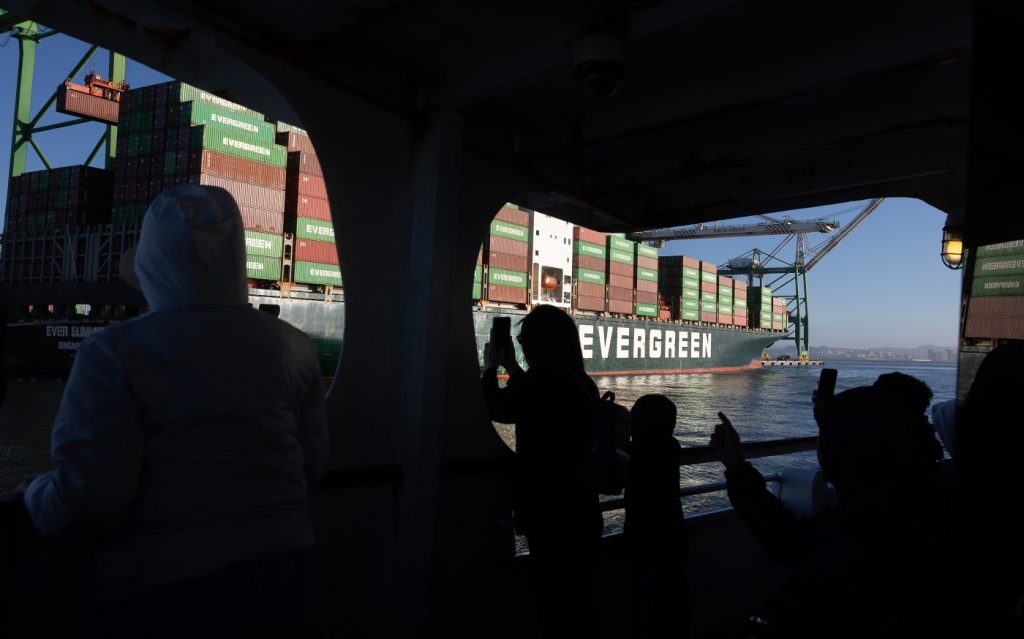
[1,361,956,518]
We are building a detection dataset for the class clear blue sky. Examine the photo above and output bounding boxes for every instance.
[0,31,963,349]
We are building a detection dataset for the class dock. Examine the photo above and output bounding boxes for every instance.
[761,359,825,367]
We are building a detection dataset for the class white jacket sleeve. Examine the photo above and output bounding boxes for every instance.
[24,336,143,536]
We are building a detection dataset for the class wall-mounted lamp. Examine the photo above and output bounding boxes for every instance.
[941,226,964,270]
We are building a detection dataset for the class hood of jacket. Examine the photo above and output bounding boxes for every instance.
[133,185,248,311]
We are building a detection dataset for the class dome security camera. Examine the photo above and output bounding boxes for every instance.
[571,35,625,100]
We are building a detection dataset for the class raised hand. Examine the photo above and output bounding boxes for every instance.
[709,412,745,470]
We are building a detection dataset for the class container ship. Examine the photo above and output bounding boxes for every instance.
[1,79,787,377]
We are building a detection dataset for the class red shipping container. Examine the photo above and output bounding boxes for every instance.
[575,282,605,298]
[734,288,748,300]
[733,315,749,327]
[636,279,658,293]
[487,236,529,258]
[286,194,332,221]
[295,238,339,264]
[573,227,606,245]
[700,312,717,323]
[770,322,783,331]
[718,314,733,325]
[487,252,529,272]
[194,150,286,190]
[56,85,120,124]
[575,295,605,312]
[700,261,717,274]
[494,205,531,227]
[288,151,323,178]
[198,174,285,212]
[682,256,700,268]
[287,171,329,199]
[968,296,1024,317]
[573,254,606,272]
[701,281,718,293]
[636,290,658,304]
[608,261,633,277]
[487,284,527,304]
[718,275,732,286]
[658,309,672,320]
[965,316,1024,339]
[239,207,285,234]
[734,280,747,291]
[608,287,633,302]
[608,273,633,288]
[608,299,633,314]
[636,255,658,270]
[476,249,483,265]
[276,131,316,154]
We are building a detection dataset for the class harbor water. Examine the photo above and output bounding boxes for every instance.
[1,361,956,519]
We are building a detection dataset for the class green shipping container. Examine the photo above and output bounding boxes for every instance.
[682,299,699,310]
[773,313,784,322]
[735,298,748,309]
[977,240,1024,258]
[637,243,659,259]
[294,261,343,286]
[682,266,699,279]
[701,271,717,283]
[169,81,264,118]
[295,217,336,242]
[681,309,700,321]
[718,290,733,300]
[975,255,1024,277]
[701,292,716,302]
[489,268,528,288]
[190,126,287,167]
[489,219,529,242]
[472,282,483,299]
[244,230,283,258]
[246,254,282,280]
[608,236,635,252]
[474,266,483,283]
[719,304,733,314]
[636,267,658,282]
[574,241,607,260]
[682,289,699,300]
[608,248,635,266]
[682,276,700,290]
[701,301,718,313]
[272,120,309,135]
[182,102,275,141]
[971,274,1024,297]
[636,303,657,317]
[574,268,607,285]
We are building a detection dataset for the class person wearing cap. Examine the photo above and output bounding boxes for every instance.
[709,385,945,637]
[21,185,329,635]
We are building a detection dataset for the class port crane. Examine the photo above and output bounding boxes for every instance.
[627,198,885,360]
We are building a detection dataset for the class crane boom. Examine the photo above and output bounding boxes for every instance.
[627,218,838,241]
[804,198,884,270]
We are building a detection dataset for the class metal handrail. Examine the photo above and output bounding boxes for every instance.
[599,472,786,512]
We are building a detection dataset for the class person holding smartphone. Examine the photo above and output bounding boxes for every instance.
[481,305,601,639]
[709,378,945,637]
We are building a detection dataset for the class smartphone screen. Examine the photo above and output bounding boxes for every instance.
[817,368,838,400]
[491,316,511,345]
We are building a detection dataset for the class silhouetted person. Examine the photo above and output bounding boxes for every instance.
[952,341,1024,637]
[22,186,329,638]
[482,304,601,638]
[710,386,945,638]
[625,394,688,639]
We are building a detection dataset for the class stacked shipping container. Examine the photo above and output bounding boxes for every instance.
[572,227,607,312]
[748,286,773,328]
[700,261,718,323]
[772,297,787,331]
[485,206,531,304]
[112,81,288,281]
[4,166,112,233]
[606,235,635,315]
[964,239,1024,339]
[635,243,659,317]
[279,126,342,288]
[657,256,701,321]
[717,275,734,325]
[733,280,749,327]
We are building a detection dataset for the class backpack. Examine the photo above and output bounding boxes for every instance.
[584,390,632,496]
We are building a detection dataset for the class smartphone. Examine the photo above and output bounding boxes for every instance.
[817,368,838,400]
[491,316,511,345]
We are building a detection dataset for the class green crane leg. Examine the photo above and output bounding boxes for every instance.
[9,22,38,178]
[801,269,810,358]
[106,52,126,169]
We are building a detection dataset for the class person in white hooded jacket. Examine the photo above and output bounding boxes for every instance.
[22,185,329,634]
